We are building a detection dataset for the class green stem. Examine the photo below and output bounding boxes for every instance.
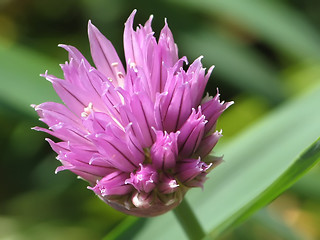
[173,199,206,240]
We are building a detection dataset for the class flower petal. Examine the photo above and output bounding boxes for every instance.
[157,173,179,194]
[201,91,234,134]
[125,164,158,193]
[90,171,132,196]
[123,10,143,68]
[150,130,179,169]
[58,44,91,69]
[88,21,125,87]
[175,158,211,188]
[89,126,142,172]
[158,18,179,69]
[177,108,207,157]
[195,130,223,158]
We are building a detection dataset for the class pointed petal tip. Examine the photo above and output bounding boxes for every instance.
[30,104,37,109]
[125,9,137,26]
[39,70,48,77]
[88,19,94,27]
[88,20,102,39]
[150,126,157,134]
[225,100,235,109]
[40,71,54,83]
[87,19,96,34]
[55,165,73,174]
[57,44,74,55]
[32,125,45,131]
[44,137,54,143]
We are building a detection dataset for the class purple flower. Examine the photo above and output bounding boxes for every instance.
[32,10,233,217]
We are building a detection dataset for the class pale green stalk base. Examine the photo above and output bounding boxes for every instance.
[173,199,206,240]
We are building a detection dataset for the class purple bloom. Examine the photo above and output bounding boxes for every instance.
[32,10,233,217]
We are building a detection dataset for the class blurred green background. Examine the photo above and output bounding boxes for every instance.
[0,0,320,239]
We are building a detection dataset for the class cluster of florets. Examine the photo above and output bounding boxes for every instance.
[33,10,232,217]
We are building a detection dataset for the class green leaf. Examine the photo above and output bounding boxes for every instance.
[228,209,303,240]
[291,168,320,200]
[127,84,320,240]
[167,0,320,60]
[0,41,61,116]
[102,216,145,240]
[207,136,320,238]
